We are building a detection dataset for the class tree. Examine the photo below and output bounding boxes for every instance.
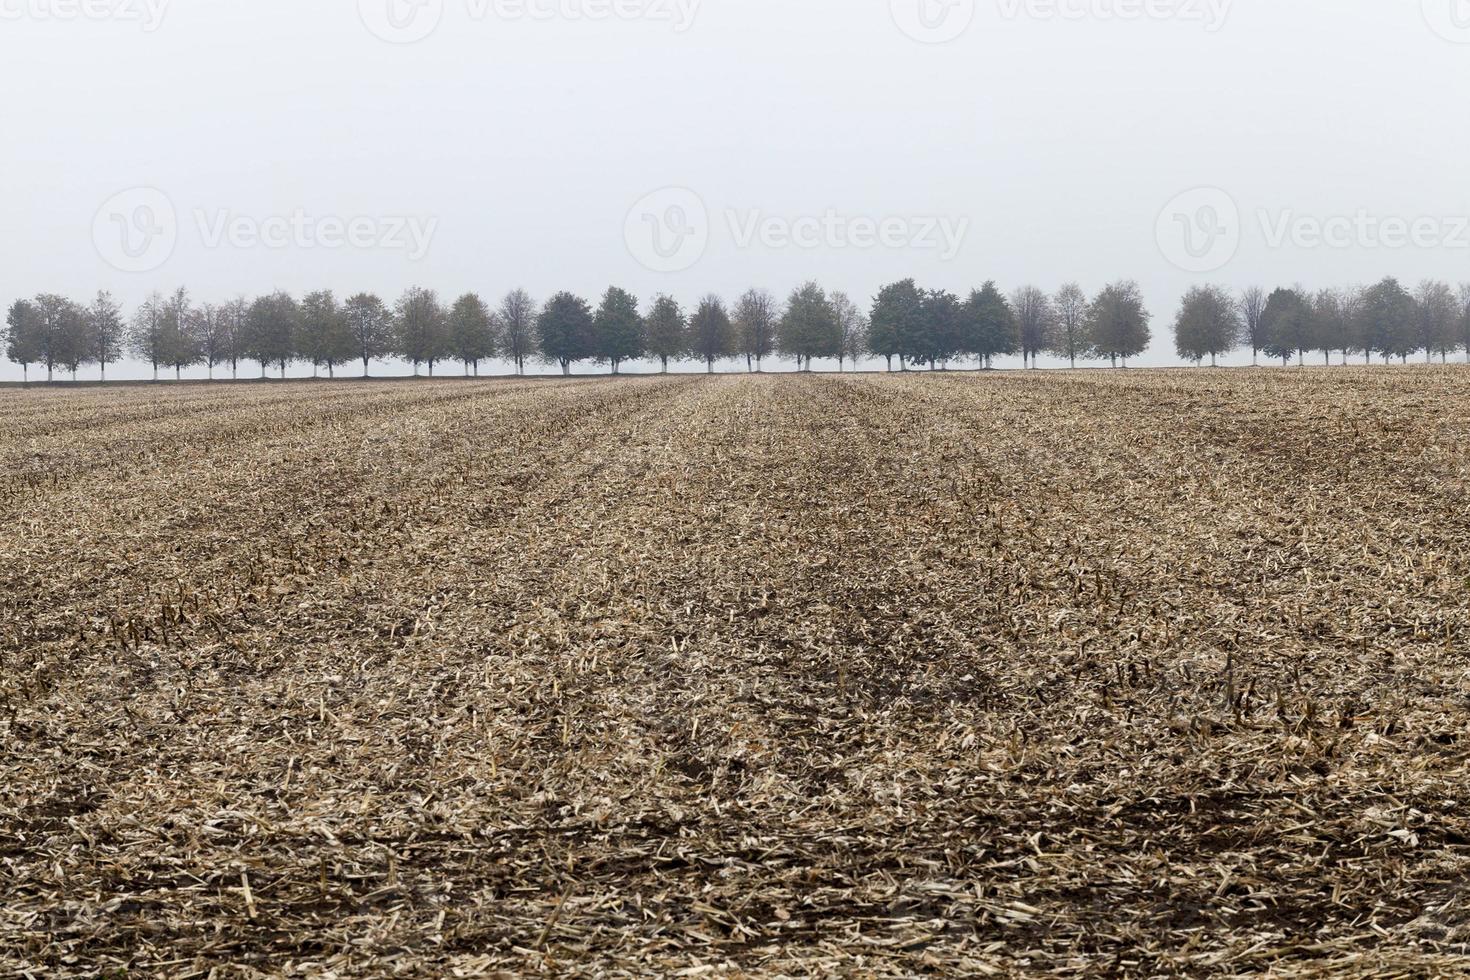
[1414,280,1461,363]
[499,289,537,376]
[1238,287,1267,365]
[48,297,92,381]
[221,297,248,379]
[1260,288,1312,366]
[4,300,41,381]
[867,279,923,372]
[689,295,734,373]
[1085,281,1150,368]
[89,291,125,380]
[129,292,168,380]
[778,282,840,371]
[343,292,393,377]
[1461,284,1470,364]
[537,292,594,376]
[1011,285,1055,368]
[644,295,686,373]
[244,291,300,377]
[733,289,777,372]
[1049,282,1087,368]
[1308,289,1350,365]
[192,303,229,379]
[394,287,448,376]
[592,287,643,374]
[1172,285,1240,366]
[1354,278,1413,364]
[299,290,354,378]
[962,282,1017,368]
[832,292,867,371]
[914,289,964,369]
[31,294,80,382]
[156,287,201,380]
[449,292,496,376]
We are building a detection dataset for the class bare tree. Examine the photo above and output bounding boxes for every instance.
[1048,283,1087,368]
[222,297,248,379]
[1011,285,1055,368]
[89,290,125,380]
[499,289,537,376]
[733,288,777,372]
[831,291,867,372]
[129,291,167,381]
[192,303,228,379]
[1415,280,1461,363]
[1238,287,1267,365]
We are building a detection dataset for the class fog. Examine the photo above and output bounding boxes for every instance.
[4,0,1469,380]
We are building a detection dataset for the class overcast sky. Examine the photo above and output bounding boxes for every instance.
[3,0,1470,379]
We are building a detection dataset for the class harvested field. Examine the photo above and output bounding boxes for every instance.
[5,369,1470,977]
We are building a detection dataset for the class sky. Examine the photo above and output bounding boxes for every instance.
[3,0,1470,379]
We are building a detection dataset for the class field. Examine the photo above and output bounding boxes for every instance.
[3,369,1470,977]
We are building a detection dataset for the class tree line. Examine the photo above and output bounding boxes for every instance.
[4,277,1467,381]
[1174,279,1470,366]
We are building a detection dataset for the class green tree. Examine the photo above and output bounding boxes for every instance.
[343,293,394,377]
[1085,281,1150,368]
[867,279,923,371]
[537,292,594,376]
[592,287,644,374]
[244,291,301,378]
[300,290,355,378]
[449,292,497,375]
[1357,278,1414,364]
[689,295,734,373]
[778,282,839,371]
[644,295,686,373]
[914,289,964,369]
[1172,284,1240,366]
[4,299,42,382]
[394,287,448,376]
[962,282,1017,368]
[1261,288,1313,365]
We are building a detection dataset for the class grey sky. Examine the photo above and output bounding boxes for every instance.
[3,0,1469,379]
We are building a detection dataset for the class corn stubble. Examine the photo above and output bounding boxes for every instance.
[2,370,1469,977]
